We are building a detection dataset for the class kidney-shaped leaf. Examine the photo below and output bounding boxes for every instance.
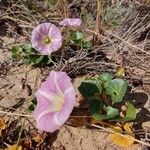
[89,99,104,115]
[115,102,137,122]
[112,102,137,122]
[93,106,119,120]
[105,79,127,103]
[124,102,137,121]
[78,79,101,97]
[99,72,112,83]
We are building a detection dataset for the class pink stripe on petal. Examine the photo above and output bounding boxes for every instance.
[49,24,61,37]
[36,107,56,123]
[36,112,60,132]
[35,92,51,106]
[56,72,73,93]
[33,104,51,120]
[56,90,75,124]
[54,71,63,94]
[49,41,62,52]
[46,71,62,93]
[37,90,56,103]
[36,23,52,35]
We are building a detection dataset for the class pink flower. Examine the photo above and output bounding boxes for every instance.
[31,23,62,55]
[33,71,76,132]
[59,18,82,27]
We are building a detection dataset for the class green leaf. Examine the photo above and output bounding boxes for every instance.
[12,46,19,53]
[82,41,92,48]
[117,102,137,122]
[125,102,137,121]
[24,58,31,65]
[31,97,37,105]
[11,46,21,60]
[70,31,84,41]
[78,79,101,97]
[99,72,112,83]
[93,106,119,120]
[89,99,104,115]
[114,102,137,122]
[105,79,127,103]
[22,44,33,54]
[29,55,44,64]
[28,104,35,112]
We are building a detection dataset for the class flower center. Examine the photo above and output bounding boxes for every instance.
[53,94,64,112]
[43,37,51,44]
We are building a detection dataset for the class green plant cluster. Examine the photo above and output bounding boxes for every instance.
[69,31,91,49]
[11,44,51,66]
[78,72,137,122]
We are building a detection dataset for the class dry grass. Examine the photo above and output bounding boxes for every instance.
[0,0,150,149]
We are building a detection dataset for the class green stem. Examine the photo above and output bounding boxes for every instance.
[16,116,26,150]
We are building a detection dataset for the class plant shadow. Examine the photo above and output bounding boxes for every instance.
[124,86,150,123]
[124,86,150,145]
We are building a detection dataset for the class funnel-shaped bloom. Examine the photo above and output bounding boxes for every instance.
[59,18,82,27]
[31,23,62,55]
[33,71,76,132]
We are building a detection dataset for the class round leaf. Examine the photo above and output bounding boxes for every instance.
[70,31,84,41]
[124,102,137,121]
[99,72,112,83]
[113,102,137,122]
[78,79,101,97]
[93,106,119,120]
[22,44,33,54]
[105,79,127,103]
[29,55,44,64]
[89,99,104,115]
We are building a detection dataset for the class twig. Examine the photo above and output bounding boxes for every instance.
[91,124,150,147]
[105,30,150,56]
[16,117,26,150]
[86,29,150,56]
[0,110,32,118]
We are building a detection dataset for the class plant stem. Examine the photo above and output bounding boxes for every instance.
[101,91,112,106]
[16,117,26,150]
[60,0,68,18]
[93,0,104,44]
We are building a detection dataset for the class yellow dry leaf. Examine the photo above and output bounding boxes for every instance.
[110,123,135,147]
[91,119,102,124]
[115,67,125,77]
[0,118,6,133]
[8,144,22,150]
[32,133,44,147]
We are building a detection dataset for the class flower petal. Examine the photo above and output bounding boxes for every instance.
[59,18,82,27]
[35,23,52,35]
[56,87,76,124]
[33,71,76,132]
[31,23,62,55]
[49,24,62,39]
[48,71,74,93]
[33,105,60,132]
